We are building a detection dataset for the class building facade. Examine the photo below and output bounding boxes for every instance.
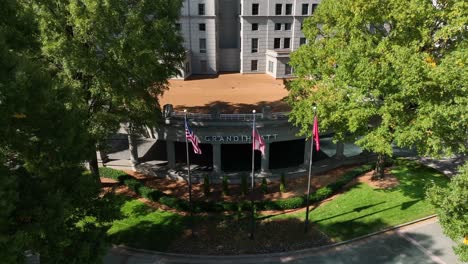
[175,0,319,79]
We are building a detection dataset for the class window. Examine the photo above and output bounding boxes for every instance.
[175,23,181,31]
[275,4,282,15]
[252,23,258,31]
[199,23,206,31]
[284,38,291,49]
[312,4,318,14]
[285,23,292,30]
[285,4,293,15]
[199,38,206,53]
[198,4,205,15]
[252,3,259,15]
[268,61,274,73]
[251,60,258,71]
[285,64,292,75]
[302,4,309,15]
[200,60,207,72]
[300,37,307,45]
[185,62,191,74]
[275,23,281,30]
[251,38,258,53]
[274,38,281,49]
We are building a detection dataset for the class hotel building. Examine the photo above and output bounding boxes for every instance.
[176,0,319,79]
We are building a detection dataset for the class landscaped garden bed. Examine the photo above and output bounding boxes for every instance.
[100,158,449,254]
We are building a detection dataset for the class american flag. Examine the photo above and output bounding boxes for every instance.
[185,120,202,154]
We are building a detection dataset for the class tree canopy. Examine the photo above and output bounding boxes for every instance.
[0,1,118,262]
[428,163,468,262]
[33,0,186,175]
[287,0,467,177]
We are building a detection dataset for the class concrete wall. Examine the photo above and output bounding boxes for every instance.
[179,0,218,74]
[240,0,319,77]
[219,48,241,72]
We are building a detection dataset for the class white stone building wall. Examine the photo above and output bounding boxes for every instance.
[175,0,319,79]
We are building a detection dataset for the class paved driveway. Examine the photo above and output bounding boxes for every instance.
[104,218,464,264]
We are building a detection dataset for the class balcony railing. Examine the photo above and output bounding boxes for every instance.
[168,111,289,121]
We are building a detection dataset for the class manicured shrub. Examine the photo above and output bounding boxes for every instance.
[309,187,333,202]
[261,178,268,194]
[223,202,237,211]
[99,167,132,183]
[159,196,190,211]
[260,200,280,211]
[241,173,248,196]
[203,174,210,197]
[237,203,243,221]
[138,186,163,201]
[123,178,142,192]
[280,173,286,193]
[222,175,229,196]
[112,163,374,213]
[274,196,304,210]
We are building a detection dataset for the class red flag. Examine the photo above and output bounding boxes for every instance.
[253,128,265,155]
[313,116,320,151]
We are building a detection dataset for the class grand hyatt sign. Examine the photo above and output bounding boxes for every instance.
[203,134,279,142]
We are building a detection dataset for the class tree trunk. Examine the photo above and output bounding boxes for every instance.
[88,149,101,184]
[372,153,386,180]
[128,132,139,166]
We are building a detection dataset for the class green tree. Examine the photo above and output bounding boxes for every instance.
[1,1,117,262]
[287,0,467,179]
[427,163,468,262]
[33,0,185,178]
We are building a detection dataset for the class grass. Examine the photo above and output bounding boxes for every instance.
[272,159,449,241]
[101,159,449,252]
[107,198,187,251]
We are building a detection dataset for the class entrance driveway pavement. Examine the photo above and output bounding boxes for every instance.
[104,218,464,264]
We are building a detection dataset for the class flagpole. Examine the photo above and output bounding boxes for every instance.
[184,110,194,236]
[250,109,256,240]
[305,106,317,233]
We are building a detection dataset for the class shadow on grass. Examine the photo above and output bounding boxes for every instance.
[382,159,449,200]
[318,218,389,241]
[312,201,387,223]
[315,199,420,241]
[108,213,186,251]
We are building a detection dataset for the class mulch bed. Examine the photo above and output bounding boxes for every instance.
[100,165,403,255]
[168,216,331,255]
[114,165,359,203]
[358,168,400,189]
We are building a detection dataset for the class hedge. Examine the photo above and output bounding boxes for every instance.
[99,164,373,213]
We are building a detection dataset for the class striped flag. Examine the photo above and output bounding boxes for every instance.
[253,127,265,156]
[185,120,202,154]
[313,115,320,151]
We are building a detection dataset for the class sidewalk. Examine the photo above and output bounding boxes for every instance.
[104,218,463,264]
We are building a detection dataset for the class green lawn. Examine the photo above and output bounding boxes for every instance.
[107,199,187,251]
[103,159,449,251]
[272,159,449,241]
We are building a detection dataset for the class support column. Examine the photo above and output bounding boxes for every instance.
[261,143,270,174]
[304,138,312,166]
[334,141,345,159]
[166,140,176,169]
[128,133,139,168]
[212,143,222,175]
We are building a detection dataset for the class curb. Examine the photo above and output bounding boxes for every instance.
[111,214,438,261]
